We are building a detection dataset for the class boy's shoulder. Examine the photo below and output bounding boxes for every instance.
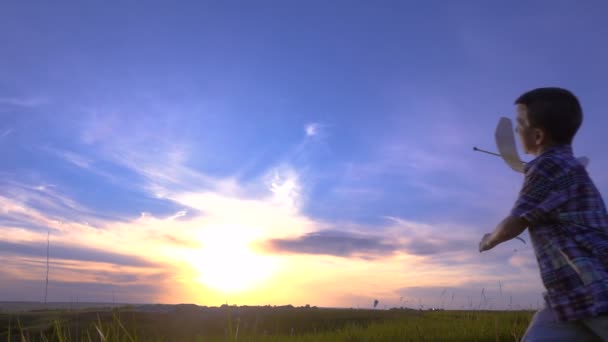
[524,145,581,180]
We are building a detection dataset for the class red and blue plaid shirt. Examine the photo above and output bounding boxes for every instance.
[511,144,608,321]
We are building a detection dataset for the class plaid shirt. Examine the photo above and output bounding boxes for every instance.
[511,144,608,321]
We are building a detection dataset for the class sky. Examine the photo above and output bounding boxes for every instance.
[1,1,608,310]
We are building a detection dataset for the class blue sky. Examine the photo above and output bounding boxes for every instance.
[1,1,608,309]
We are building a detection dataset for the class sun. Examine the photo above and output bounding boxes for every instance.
[191,225,281,293]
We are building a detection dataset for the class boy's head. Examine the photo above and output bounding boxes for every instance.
[514,87,583,155]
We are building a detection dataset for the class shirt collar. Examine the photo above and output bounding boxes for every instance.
[523,144,573,173]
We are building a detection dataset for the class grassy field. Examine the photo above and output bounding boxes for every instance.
[0,306,534,341]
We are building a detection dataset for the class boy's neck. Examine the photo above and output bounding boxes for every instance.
[534,141,568,156]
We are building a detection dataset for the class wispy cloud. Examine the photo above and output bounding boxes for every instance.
[255,215,524,296]
[260,221,477,260]
[1,128,13,139]
[79,116,219,196]
[508,251,538,271]
[0,240,157,267]
[39,146,126,184]
[262,230,400,259]
[43,146,93,169]
[0,187,198,302]
[327,110,525,219]
[0,268,167,303]
[0,180,119,228]
[264,165,302,212]
[0,97,46,108]
[305,123,320,137]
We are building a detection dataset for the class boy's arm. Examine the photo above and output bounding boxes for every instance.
[479,216,528,252]
[479,156,566,253]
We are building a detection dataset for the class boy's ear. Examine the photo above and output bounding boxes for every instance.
[533,128,546,145]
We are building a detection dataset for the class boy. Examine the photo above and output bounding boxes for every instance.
[478,87,608,341]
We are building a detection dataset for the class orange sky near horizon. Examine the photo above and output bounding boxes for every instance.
[0,179,542,309]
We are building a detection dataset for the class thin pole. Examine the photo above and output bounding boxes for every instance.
[472,146,502,158]
[45,230,49,304]
[473,146,528,169]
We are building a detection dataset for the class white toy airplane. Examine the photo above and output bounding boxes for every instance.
[474,117,590,173]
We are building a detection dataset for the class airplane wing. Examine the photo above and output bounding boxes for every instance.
[495,117,526,173]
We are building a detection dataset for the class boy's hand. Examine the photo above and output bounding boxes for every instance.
[479,217,528,253]
[478,233,495,252]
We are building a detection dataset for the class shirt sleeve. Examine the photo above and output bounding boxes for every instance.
[510,158,569,225]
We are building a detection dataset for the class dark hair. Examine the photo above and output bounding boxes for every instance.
[514,87,583,144]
